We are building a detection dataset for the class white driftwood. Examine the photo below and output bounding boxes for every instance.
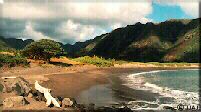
[34,81,60,108]
[1,76,17,79]
[35,81,50,93]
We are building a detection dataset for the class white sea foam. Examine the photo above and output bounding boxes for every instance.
[127,70,168,77]
[143,82,199,105]
[127,69,199,78]
[122,69,199,110]
[128,100,177,110]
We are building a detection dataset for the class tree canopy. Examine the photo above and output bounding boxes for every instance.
[22,39,64,61]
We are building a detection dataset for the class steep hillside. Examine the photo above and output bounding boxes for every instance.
[0,36,34,52]
[62,33,108,57]
[0,37,34,50]
[0,39,10,51]
[163,27,200,62]
[73,18,200,62]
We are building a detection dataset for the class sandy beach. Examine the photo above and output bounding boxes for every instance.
[0,63,199,110]
[1,64,199,97]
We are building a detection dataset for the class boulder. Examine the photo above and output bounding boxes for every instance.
[69,98,77,107]
[13,77,31,96]
[0,77,31,96]
[62,98,74,108]
[28,88,46,101]
[3,96,28,108]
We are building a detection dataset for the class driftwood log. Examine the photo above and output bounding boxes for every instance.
[34,81,60,108]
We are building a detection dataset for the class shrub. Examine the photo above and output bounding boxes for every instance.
[0,54,29,67]
[72,56,113,67]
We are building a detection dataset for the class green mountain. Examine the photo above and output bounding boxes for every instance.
[62,33,108,57]
[0,36,34,51]
[163,27,200,62]
[0,39,11,51]
[70,18,200,62]
[0,37,34,50]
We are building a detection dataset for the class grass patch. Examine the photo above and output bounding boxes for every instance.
[72,56,113,67]
[0,53,29,67]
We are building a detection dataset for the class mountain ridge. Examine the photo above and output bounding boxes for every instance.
[70,18,200,62]
[0,18,200,62]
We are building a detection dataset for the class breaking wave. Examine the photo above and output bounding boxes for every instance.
[121,69,199,110]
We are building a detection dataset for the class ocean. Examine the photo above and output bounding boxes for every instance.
[76,69,200,110]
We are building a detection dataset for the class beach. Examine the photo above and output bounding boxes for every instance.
[0,63,199,110]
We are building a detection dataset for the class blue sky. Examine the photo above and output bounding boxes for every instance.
[148,2,194,22]
[0,1,199,44]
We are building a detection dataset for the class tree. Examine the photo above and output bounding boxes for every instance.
[22,39,64,62]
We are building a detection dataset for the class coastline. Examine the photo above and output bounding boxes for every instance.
[0,64,200,110]
[0,64,199,96]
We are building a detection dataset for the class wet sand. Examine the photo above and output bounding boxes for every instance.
[0,64,199,110]
[41,67,137,98]
[41,67,194,102]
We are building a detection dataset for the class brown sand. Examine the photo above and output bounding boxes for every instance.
[0,63,199,110]
[42,70,108,97]
[0,64,199,97]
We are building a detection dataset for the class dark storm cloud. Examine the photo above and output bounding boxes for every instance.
[0,18,26,37]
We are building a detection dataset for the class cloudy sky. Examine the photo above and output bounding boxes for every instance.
[0,0,199,44]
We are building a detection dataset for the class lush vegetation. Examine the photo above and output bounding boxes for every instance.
[66,18,200,63]
[72,56,114,67]
[22,39,64,62]
[0,53,29,67]
[163,27,200,62]
[0,36,34,50]
[0,40,16,52]
[0,38,29,68]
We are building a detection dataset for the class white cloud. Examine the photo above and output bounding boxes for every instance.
[58,19,106,42]
[63,2,152,24]
[0,0,4,4]
[2,2,54,19]
[1,1,152,24]
[23,22,51,40]
[111,23,123,29]
[178,2,199,17]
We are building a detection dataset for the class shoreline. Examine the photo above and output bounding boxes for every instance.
[0,64,199,93]
[41,66,200,99]
[0,64,200,110]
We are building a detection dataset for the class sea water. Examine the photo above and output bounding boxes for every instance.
[123,69,200,110]
[76,69,200,110]
[143,69,199,93]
